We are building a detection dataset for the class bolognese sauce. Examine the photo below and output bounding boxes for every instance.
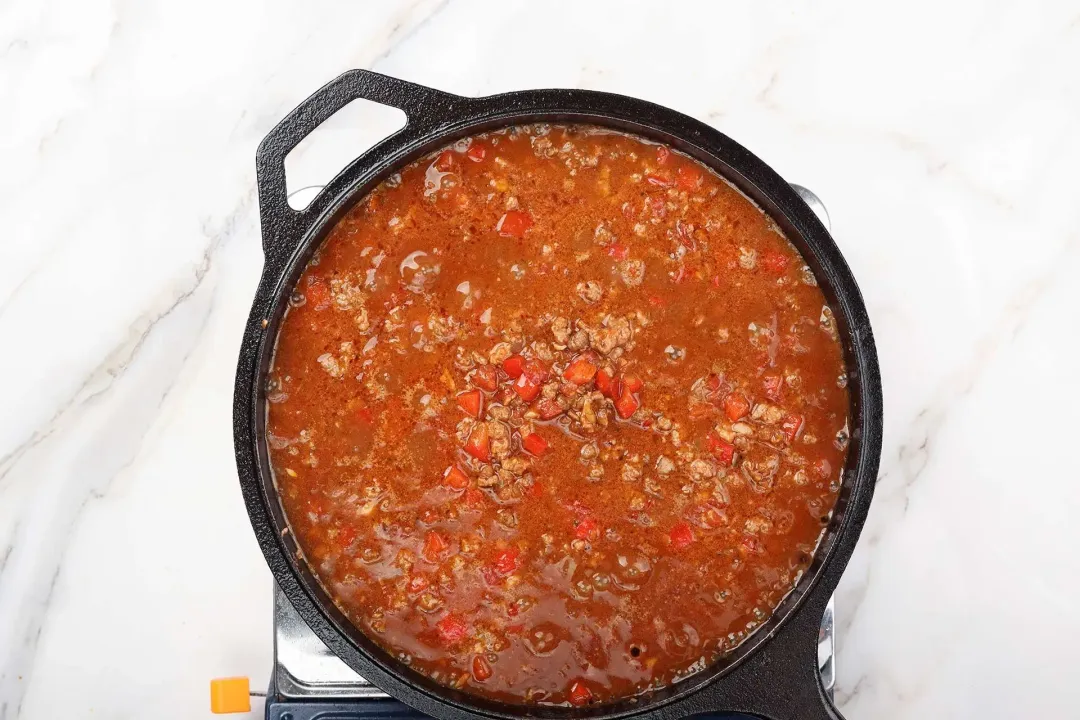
[266,125,849,706]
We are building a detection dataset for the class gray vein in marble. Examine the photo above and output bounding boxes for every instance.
[0,287,218,718]
[0,291,186,484]
[835,674,866,708]
[0,189,252,484]
[5,567,62,720]
[834,232,1080,699]
[366,0,453,68]
[0,186,256,715]
[0,236,67,335]
[1,0,454,478]
[0,538,13,576]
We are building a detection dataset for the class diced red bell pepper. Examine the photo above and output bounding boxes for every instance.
[434,150,455,172]
[656,146,671,165]
[606,243,630,260]
[502,354,525,379]
[573,517,599,540]
[669,522,695,550]
[563,356,598,385]
[650,196,667,219]
[522,432,549,457]
[443,466,469,491]
[466,143,487,162]
[780,414,803,442]
[614,388,640,419]
[457,389,483,418]
[465,423,491,462]
[705,432,735,465]
[514,375,542,402]
[622,375,643,393]
[676,165,702,191]
[761,250,790,275]
[762,373,783,401]
[533,397,564,420]
[497,210,533,238]
[568,680,593,706]
[595,369,615,398]
[471,655,493,681]
[723,392,750,421]
[706,374,723,393]
[471,364,498,391]
[422,531,449,562]
[336,524,356,547]
[741,535,763,555]
[435,613,468,644]
[491,547,521,576]
[522,357,549,383]
[480,565,500,586]
[306,281,331,310]
[565,500,591,517]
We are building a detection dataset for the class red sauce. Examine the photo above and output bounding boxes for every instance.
[267,125,849,706]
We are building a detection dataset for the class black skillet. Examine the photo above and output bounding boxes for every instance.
[234,69,883,720]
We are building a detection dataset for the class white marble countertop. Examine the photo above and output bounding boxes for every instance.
[3,0,1080,718]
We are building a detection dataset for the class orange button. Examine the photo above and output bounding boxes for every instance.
[210,677,251,714]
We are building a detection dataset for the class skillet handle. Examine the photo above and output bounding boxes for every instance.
[691,591,844,720]
[255,69,464,265]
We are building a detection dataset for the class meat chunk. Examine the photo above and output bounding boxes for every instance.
[688,459,716,481]
[496,508,518,528]
[579,391,606,432]
[488,342,513,364]
[453,346,474,371]
[618,259,645,286]
[330,276,367,311]
[502,456,528,475]
[487,403,511,421]
[576,281,603,304]
[428,314,460,344]
[531,341,555,362]
[551,317,571,345]
[488,421,512,460]
[317,353,344,378]
[741,448,781,493]
[355,307,371,334]
[751,403,785,424]
[478,464,498,488]
[587,316,633,355]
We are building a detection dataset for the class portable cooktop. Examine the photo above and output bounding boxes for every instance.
[210,184,838,719]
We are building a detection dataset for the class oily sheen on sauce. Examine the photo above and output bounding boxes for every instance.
[266,125,849,707]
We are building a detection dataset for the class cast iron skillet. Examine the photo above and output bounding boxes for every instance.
[235,69,882,720]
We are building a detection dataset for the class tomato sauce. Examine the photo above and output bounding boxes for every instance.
[266,125,849,706]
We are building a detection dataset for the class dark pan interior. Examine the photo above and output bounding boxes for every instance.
[236,70,882,720]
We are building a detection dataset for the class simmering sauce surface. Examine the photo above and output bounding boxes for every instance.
[267,125,849,706]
